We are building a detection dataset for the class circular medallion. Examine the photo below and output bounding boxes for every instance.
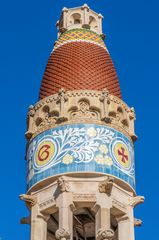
[35,140,55,167]
[113,141,131,169]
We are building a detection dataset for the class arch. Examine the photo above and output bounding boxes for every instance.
[122,119,129,128]
[89,15,98,29]
[117,106,123,113]
[42,105,50,113]
[70,13,82,25]
[109,111,116,118]
[35,117,43,127]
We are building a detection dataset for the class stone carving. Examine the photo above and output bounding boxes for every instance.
[73,193,96,202]
[70,100,99,120]
[130,196,145,207]
[97,229,114,240]
[39,198,55,210]
[57,177,70,192]
[20,216,31,224]
[98,177,114,196]
[134,218,142,226]
[25,90,136,141]
[55,228,70,240]
[19,194,37,207]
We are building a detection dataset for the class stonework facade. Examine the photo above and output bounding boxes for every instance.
[21,4,144,240]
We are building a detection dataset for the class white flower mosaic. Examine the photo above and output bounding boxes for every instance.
[62,154,73,164]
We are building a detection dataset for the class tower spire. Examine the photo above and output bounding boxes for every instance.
[21,5,144,240]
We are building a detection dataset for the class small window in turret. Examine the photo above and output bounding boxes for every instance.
[70,13,81,25]
[74,19,80,24]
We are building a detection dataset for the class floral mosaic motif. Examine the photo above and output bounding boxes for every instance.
[62,154,73,164]
[26,124,135,187]
[95,155,113,166]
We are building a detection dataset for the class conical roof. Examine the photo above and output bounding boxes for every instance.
[39,29,121,99]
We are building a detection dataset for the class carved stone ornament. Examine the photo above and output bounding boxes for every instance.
[26,90,136,142]
[55,228,70,240]
[134,218,142,227]
[57,177,70,192]
[98,177,114,195]
[97,229,114,240]
[130,196,145,207]
[20,216,31,225]
[19,194,37,207]
[70,100,99,120]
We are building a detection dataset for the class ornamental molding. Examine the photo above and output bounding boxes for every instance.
[25,89,136,142]
[39,198,55,211]
[73,193,96,202]
[112,199,126,211]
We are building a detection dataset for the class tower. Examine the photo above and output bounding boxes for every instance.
[20,4,144,240]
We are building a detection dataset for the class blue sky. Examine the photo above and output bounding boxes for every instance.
[0,0,159,239]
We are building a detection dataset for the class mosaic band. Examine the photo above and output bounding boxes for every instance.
[26,124,135,190]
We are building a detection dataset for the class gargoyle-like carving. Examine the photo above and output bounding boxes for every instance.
[134,218,142,226]
[19,194,37,207]
[57,177,70,192]
[98,177,114,196]
[97,228,114,240]
[130,196,145,207]
[20,216,31,224]
[55,228,70,240]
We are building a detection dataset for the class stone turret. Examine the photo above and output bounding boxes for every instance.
[20,4,144,240]
[56,4,103,36]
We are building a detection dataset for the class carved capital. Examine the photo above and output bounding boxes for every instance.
[129,196,145,207]
[98,177,114,196]
[97,229,114,240]
[19,194,37,207]
[57,177,70,192]
[55,228,70,240]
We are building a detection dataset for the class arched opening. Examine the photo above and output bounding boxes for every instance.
[70,13,82,25]
[89,16,98,30]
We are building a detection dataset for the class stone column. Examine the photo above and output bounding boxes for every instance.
[30,205,48,240]
[118,209,135,240]
[82,4,89,25]
[95,193,114,240]
[62,8,68,29]
[56,192,73,240]
[98,14,103,35]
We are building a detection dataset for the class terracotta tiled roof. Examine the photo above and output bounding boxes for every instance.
[39,31,121,99]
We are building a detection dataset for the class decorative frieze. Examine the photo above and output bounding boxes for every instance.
[73,193,96,202]
[26,89,136,142]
